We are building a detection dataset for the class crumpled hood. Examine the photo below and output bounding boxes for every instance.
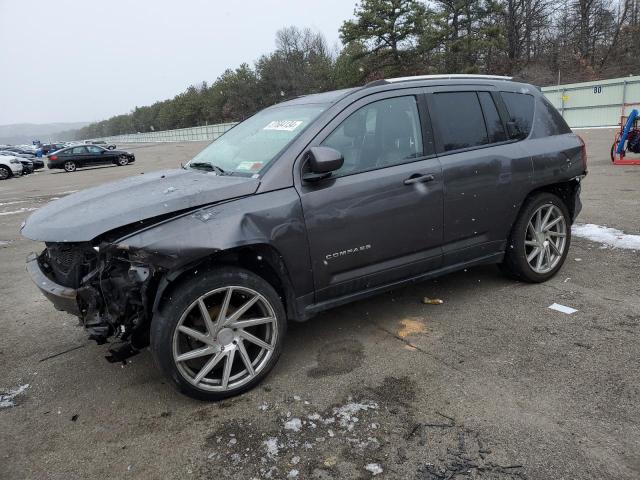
[21,169,260,242]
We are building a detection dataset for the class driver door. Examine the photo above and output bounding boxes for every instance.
[296,90,444,303]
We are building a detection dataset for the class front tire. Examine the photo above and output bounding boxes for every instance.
[117,156,129,166]
[63,160,77,172]
[0,166,11,180]
[501,193,571,283]
[151,267,287,401]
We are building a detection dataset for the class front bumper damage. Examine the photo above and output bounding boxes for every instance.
[26,243,160,347]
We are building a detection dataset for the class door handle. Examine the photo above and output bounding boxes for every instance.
[403,173,435,185]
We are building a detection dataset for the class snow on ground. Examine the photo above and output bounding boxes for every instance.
[365,463,383,475]
[0,207,37,216]
[0,384,29,408]
[572,223,640,250]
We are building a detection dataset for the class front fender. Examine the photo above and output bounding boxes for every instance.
[116,188,314,300]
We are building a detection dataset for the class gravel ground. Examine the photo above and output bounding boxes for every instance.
[0,132,639,480]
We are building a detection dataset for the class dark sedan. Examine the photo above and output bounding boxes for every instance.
[47,145,135,172]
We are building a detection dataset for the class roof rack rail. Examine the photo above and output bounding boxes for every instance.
[364,74,513,88]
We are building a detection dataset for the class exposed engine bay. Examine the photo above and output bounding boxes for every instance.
[39,241,158,347]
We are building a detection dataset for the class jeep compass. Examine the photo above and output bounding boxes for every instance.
[22,75,587,400]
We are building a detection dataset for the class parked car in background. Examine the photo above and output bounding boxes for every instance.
[47,144,135,172]
[0,150,45,170]
[85,140,116,150]
[23,75,586,400]
[41,143,66,155]
[3,146,35,156]
[0,154,24,179]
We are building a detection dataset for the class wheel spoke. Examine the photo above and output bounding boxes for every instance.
[198,298,217,335]
[224,295,260,326]
[525,240,538,247]
[193,351,226,384]
[536,246,545,270]
[548,240,561,256]
[230,316,274,329]
[541,207,553,230]
[176,345,216,362]
[543,216,562,232]
[178,325,211,345]
[221,349,236,388]
[535,209,542,231]
[216,287,233,329]
[547,231,566,237]
[527,247,540,263]
[236,339,255,376]
[527,221,536,238]
[238,329,273,351]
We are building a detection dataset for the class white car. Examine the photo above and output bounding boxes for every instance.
[0,154,24,180]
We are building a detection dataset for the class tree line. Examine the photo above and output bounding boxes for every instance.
[72,0,640,140]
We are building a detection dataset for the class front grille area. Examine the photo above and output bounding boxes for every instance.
[45,242,96,288]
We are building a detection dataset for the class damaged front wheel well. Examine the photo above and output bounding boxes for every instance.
[153,244,298,322]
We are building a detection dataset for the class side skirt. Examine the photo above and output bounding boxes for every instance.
[298,252,504,321]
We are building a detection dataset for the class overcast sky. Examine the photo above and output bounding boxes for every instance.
[0,0,355,125]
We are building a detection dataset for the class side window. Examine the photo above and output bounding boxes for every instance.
[500,92,534,138]
[71,147,87,154]
[478,92,507,143]
[86,146,102,153]
[431,92,488,152]
[321,96,424,176]
[531,96,571,138]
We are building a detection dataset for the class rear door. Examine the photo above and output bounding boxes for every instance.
[426,87,533,265]
[296,89,444,302]
[70,146,89,166]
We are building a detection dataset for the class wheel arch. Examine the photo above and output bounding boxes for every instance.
[524,179,581,222]
[152,243,299,322]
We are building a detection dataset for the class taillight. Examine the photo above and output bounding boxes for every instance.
[49,155,57,161]
[576,135,587,172]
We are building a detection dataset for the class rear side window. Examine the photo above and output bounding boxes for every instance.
[531,96,572,138]
[431,92,488,152]
[501,92,534,138]
[478,92,507,143]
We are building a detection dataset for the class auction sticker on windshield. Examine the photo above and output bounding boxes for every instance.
[263,120,303,131]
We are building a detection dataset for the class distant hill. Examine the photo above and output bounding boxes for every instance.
[0,122,89,145]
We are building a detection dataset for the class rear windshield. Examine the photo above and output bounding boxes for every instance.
[187,104,327,175]
[501,92,534,138]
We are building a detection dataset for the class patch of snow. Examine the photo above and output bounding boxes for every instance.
[164,186,177,194]
[365,463,383,475]
[291,456,300,465]
[264,437,280,457]
[0,207,37,216]
[287,469,299,478]
[0,200,27,206]
[333,401,378,430]
[284,417,302,432]
[258,402,269,411]
[572,223,640,250]
[293,395,301,401]
[0,384,29,408]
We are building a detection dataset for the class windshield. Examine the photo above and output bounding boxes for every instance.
[186,103,327,175]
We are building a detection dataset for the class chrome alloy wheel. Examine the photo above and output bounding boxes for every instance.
[172,286,278,392]
[117,156,129,166]
[64,161,76,172]
[524,203,567,274]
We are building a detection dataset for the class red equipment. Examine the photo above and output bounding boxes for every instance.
[611,114,640,165]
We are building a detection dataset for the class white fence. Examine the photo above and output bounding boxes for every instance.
[93,123,237,143]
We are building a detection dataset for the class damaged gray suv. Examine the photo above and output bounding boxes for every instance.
[22,75,587,400]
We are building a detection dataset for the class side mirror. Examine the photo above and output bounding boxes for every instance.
[302,146,344,182]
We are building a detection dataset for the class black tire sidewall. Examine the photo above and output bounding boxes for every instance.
[0,166,11,179]
[150,267,287,401]
[504,193,572,283]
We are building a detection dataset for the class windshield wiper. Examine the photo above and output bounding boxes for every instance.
[189,162,228,175]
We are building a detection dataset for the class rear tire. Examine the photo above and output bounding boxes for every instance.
[501,193,571,283]
[63,161,77,172]
[151,267,287,401]
[0,166,11,180]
